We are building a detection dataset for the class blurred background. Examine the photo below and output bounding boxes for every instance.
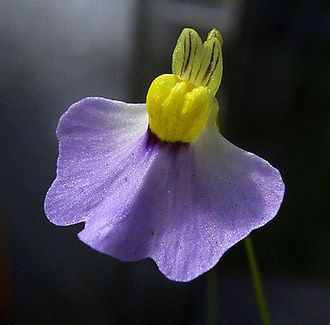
[1,0,330,324]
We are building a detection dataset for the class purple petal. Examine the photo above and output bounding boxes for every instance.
[44,97,149,226]
[46,99,284,282]
[78,112,284,281]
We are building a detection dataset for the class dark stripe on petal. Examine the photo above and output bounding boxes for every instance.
[183,32,192,74]
[180,35,187,76]
[202,41,216,84]
[188,42,198,80]
[206,47,220,87]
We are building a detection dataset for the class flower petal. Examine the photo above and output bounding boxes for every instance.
[77,140,197,264]
[193,108,285,238]
[47,98,284,282]
[78,108,284,282]
[44,97,149,225]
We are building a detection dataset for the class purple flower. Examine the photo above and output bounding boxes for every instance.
[45,28,284,282]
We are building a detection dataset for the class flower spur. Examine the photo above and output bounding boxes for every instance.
[45,28,285,282]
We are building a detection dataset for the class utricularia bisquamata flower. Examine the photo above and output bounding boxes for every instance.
[45,28,285,282]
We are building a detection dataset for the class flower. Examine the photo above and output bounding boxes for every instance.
[45,28,285,282]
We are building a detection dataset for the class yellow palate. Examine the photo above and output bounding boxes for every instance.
[147,74,210,143]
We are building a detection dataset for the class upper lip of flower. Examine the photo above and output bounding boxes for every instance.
[146,28,223,144]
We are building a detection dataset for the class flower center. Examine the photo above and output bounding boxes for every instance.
[146,28,223,143]
[146,74,210,143]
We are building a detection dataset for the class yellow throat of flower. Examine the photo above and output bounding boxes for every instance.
[146,28,223,143]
